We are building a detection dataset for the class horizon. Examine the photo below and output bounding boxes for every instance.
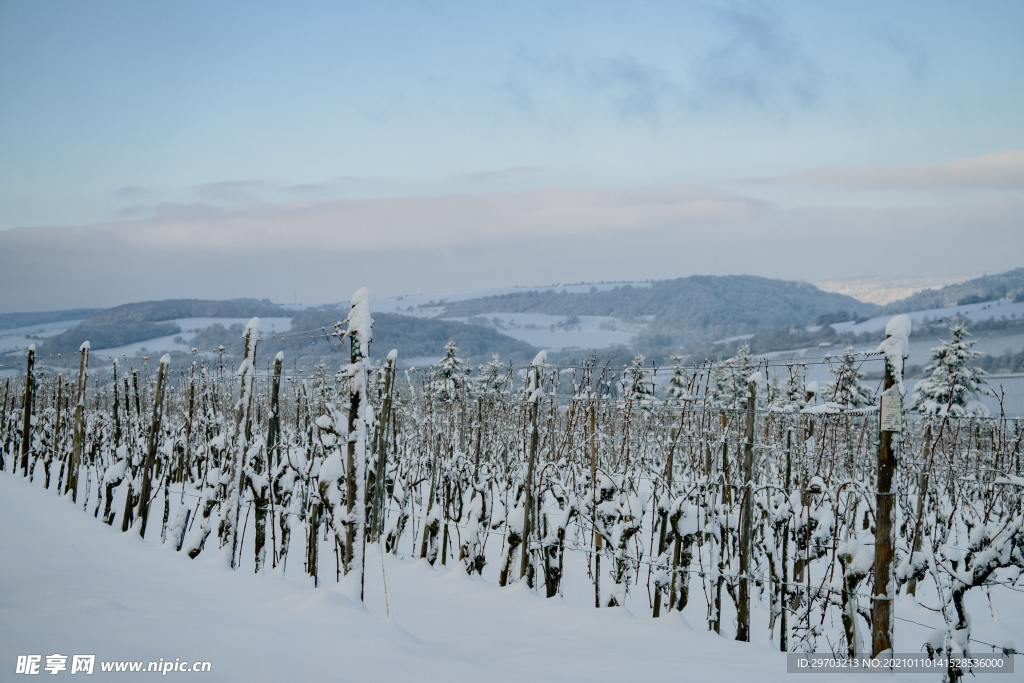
[0,269,993,315]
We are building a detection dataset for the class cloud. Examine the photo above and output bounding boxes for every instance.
[115,202,224,220]
[692,3,823,110]
[98,185,767,252]
[749,149,1024,191]
[192,179,270,204]
[113,185,154,200]
[1,186,1020,311]
[506,4,824,124]
[586,54,683,122]
[452,166,546,184]
[282,183,331,195]
[876,28,929,83]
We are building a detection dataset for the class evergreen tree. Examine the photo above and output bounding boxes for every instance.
[432,340,466,403]
[826,346,873,408]
[665,354,693,402]
[622,354,655,408]
[473,354,506,400]
[711,344,753,410]
[771,364,806,413]
[911,324,988,417]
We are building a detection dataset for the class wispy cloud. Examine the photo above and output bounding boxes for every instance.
[113,185,154,200]
[748,149,1024,191]
[102,185,767,252]
[452,166,546,184]
[506,3,824,125]
[692,3,823,111]
[876,27,929,83]
[192,179,270,204]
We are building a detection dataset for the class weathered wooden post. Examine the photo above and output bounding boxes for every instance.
[519,352,543,584]
[590,398,602,607]
[66,342,90,501]
[872,315,910,658]
[370,350,397,542]
[137,354,168,538]
[19,345,35,477]
[229,321,258,569]
[736,375,756,641]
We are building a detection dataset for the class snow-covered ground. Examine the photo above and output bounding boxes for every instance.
[5,473,1008,682]
[832,298,1024,336]
[815,274,977,306]
[0,319,83,353]
[447,312,643,350]
[0,475,790,682]
[89,317,293,358]
[375,281,650,318]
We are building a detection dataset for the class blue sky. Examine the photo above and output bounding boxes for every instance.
[1,1,1022,308]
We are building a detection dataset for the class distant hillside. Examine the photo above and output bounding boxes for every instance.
[190,310,537,364]
[0,308,99,331]
[39,298,289,355]
[886,269,1024,312]
[88,298,287,324]
[436,275,877,345]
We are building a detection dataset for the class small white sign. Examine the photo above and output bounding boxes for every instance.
[880,391,903,432]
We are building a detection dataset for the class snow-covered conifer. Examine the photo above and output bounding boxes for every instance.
[911,324,988,417]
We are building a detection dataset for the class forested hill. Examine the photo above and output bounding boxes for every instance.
[189,309,538,363]
[87,298,288,324]
[433,275,877,334]
[885,268,1024,313]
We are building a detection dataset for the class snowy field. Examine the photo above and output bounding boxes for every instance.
[0,319,84,353]
[832,298,1024,336]
[5,474,1017,683]
[446,312,644,350]
[374,281,651,318]
[90,317,293,358]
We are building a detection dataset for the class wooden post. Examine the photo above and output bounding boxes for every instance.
[0,378,10,471]
[67,342,89,501]
[780,424,792,652]
[343,333,363,574]
[370,350,396,541]
[267,353,283,471]
[137,355,168,538]
[519,362,541,584]
[229,324,257,569]
[653,411,684,618]
[179,358,197,483]
[19,346,35,477]
[871,337,899,657]
[736,377,756,641]
[907,424,933,597]
[590,399,602,607]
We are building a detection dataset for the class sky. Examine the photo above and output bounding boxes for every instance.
[1,0,1023,311]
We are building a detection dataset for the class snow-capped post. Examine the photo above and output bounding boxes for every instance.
[267,352,283,471]
[736,374,757,642]
[179,354,197,483]
[345,287,372,601]
[589,399,602,608]
[370,349,397,542]
[137,354,169,538]
[0,378,9,471]
[871,314,910,658]
[18,345,35,477]
[66,341,90,502]
[229,319,259,569]
[519,350,545,585]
